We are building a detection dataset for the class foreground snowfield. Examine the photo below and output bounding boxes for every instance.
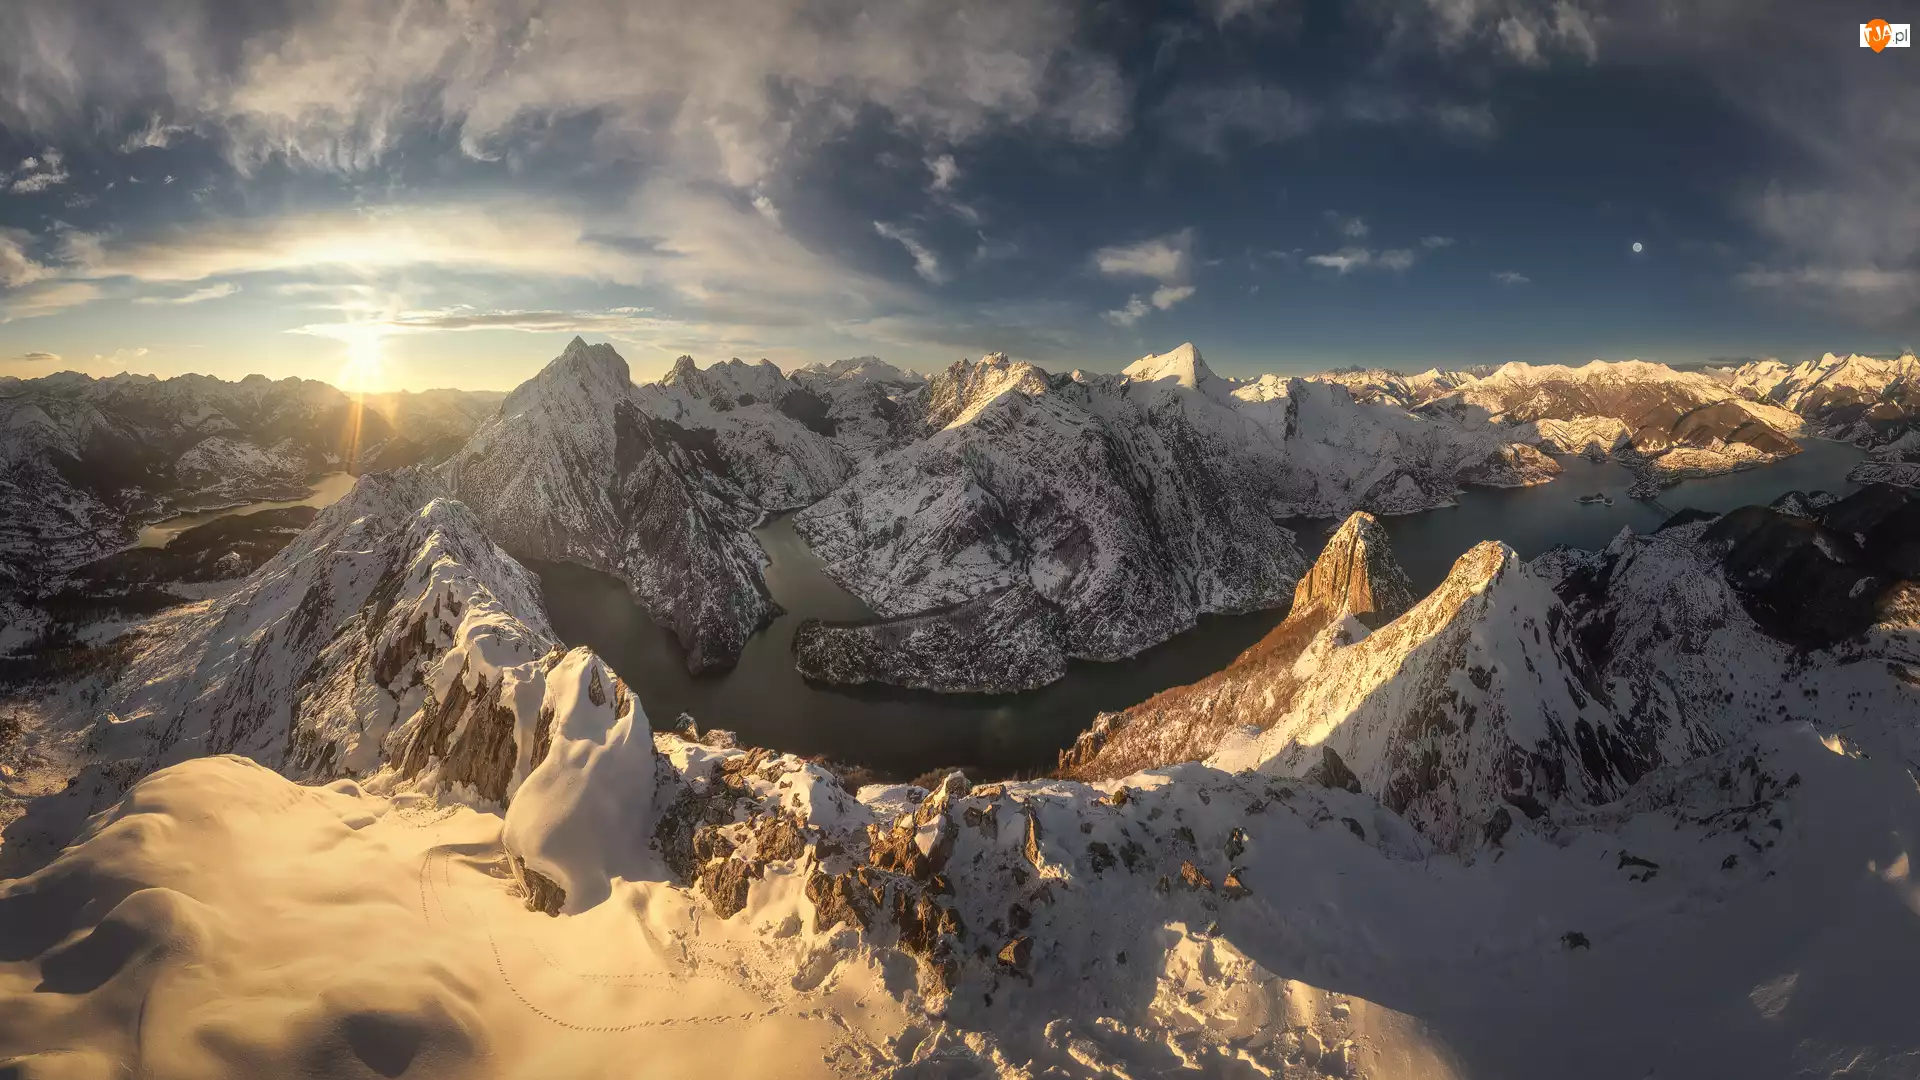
[4,721,1919,1078]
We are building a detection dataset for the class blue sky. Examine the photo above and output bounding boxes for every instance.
[0,0,1915,390]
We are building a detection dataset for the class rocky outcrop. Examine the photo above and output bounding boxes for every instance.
[1696,484,1920,644]
[793,584,1068,694]
[1059,512,1412,781]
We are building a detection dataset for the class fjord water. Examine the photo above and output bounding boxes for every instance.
[134,472,358,548]
[537,440,1869,781]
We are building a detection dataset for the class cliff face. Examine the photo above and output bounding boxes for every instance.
[1058,512,1412,783]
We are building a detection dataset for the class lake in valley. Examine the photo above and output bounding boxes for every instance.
[134,473,358,548]
[537,438,1871,781]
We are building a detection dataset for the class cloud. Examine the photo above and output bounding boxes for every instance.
[1103,296,1151,327]
[874,221,946,284]
[1420,235,1455,249]
[91,346,150,366]
[61,185,918,331]
[1390,0,1601,66]
[1325,212,1368,239]
[1736,265,1920,318]
[926,154,960,192]
[1104,283,1197,327]
[7,149,68,193]
[134,282,241,305]
[1492,270,1530,285]
[0,281,101,322]
[750,193,782,227]
[1151,284,1196,309]
[294,307,673,335]
[1428,102,1496,141]
[1306,246,1414,274]
[1157,79,1314,157]
[12,350,60,361]
[0,0,1127,187]
[1375,248,1415,271]
[0,230,52,287]
[1197,0,1296,25]
[1093,229,1194,284]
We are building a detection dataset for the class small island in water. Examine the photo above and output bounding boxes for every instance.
[1576,492,1615,506]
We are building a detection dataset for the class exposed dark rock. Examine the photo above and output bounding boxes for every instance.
[793,584,1069,694]
[513,856,567,916]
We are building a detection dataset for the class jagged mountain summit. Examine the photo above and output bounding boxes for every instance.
[1728,352,1920,491]
[1417,358,1806,496]
[1306,365,1480,407]
[438,338,920,672]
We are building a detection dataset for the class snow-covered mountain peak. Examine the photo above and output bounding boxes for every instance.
[511,338,633,411]
[791,355,924,389]
[1123,342,1214,389]
[923,352,1051,430]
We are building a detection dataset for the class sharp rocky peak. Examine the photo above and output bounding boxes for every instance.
[519,337,633,402]
[1293,512,1414,625]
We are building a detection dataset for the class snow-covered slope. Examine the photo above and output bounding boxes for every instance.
[1419,359,1806,495]
[794,345,1552,677]
[1731,352,1920,445]
[439,340,934,672]
[1060,511,1414,781]
[1201,540,1647,850]
[8,697,1920,1077]
[438,340,780,673]
[90,468,554,780]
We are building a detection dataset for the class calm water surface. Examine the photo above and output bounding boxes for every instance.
[538,440,1869,780]
[134,472,357,548]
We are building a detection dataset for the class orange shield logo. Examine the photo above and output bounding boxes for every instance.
[1867,18,1893,51]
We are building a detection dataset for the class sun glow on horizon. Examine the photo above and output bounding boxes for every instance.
[313,323,389,395]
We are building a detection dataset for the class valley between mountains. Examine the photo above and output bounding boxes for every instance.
[1,340,1917,1079]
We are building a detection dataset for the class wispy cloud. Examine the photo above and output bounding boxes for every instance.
[0,281,102,323]
[1420,235,1455,249]
[134,282,241,305]
[1157,79,1314,157]
[7,150,68,194]
[1306,247,1415,274]
[1492,270,1531,285]
[874,221,946,284]
[12,350,61,361]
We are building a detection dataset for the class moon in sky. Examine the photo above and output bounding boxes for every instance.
[1631,241,1644,253]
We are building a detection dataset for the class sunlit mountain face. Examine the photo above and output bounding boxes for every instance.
[0,0,1914,392]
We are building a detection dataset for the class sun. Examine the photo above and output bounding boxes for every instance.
[331,324,386,395]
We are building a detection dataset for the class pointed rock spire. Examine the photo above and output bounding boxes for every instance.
[1292,512,1414,625]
